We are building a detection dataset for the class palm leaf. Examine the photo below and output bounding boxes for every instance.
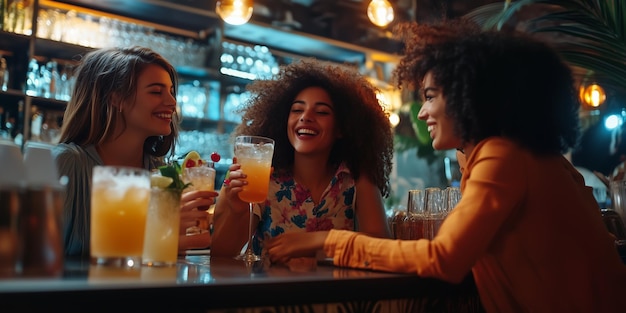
[463,0,536,30]
[465,0,626,95]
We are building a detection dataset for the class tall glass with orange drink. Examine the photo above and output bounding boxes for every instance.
[90,166,150,267]
[238,157,272,203]
[234,135,274,262]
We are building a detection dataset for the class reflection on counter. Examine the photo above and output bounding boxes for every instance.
[88,260,212,285]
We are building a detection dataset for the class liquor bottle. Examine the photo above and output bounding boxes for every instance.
[0,0,7,30]
[25,58,39,96]
[0,56,9,91]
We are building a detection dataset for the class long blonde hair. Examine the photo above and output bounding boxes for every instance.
[59,46,179,157]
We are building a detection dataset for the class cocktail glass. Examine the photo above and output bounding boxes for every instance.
[90,166,150,267]
[183,164,216,192]
[234,135,274,262]
[142,186,181,267]
[182,164,216,234]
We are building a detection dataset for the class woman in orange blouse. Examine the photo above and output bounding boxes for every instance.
[265,20,626,312]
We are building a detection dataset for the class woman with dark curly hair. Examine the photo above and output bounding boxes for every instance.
[265,20,626,312]
[212,59,393,260]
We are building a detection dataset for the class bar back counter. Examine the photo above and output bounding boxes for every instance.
[0,254,484,313]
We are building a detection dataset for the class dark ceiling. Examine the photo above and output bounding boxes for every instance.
[51,0,503,63]
[53,0,503,37]
[244,0,503,56]
[252,0,503,24]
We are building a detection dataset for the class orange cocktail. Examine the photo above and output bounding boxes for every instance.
[238,156,272,203]
[234,135,275,262]
[91,166,150,266]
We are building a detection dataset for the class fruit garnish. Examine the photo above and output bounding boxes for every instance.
[210,152,221,162]
[158,162,190,193]
[150,175,173,189]
[183,151,203,168]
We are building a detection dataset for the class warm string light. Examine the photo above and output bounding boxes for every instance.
[579,83,606,109]
[216,0,254,26]
[388,112,400,127]
[367,0,394,27]
[373,86,402,127]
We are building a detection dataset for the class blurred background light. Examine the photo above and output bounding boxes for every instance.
[367,0,394,27]
[217,0,254,26]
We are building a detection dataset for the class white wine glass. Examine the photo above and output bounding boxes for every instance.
[233,135,275,262]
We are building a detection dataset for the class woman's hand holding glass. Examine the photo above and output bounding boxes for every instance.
[178,189,218,251]
[180,190,218,231]
[220,161,252,216]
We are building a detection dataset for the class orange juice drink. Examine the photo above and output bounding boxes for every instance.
[233,135,274,262]
[238,156,272,203]
[90,166,150,266]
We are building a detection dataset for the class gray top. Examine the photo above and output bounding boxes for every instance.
[52,143,163,257]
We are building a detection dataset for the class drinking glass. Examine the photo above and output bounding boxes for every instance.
[90,166,150,267]
[424,187,444,240]
[406,189,425,240]
[233,135,275,262]
[142,186,181,267]
[183,163,216,192]
[182,164,216,235]
[444,186,461,214]
[389,208,406,239]
[0,141,25,277]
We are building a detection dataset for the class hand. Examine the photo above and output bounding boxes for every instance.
[180,189,218,234]
[220,161,249,215]
[178,232,211,252]
[265,231,329,265]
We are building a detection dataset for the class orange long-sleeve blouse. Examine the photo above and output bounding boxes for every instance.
[324,137,626,312]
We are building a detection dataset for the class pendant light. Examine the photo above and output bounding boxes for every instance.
[216,0,254,26]
[367,0,394,27]
[579,83,606,109]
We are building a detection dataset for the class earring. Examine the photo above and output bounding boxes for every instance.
[118,106,123,113]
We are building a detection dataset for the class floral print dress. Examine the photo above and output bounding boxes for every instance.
[252,163,356,254]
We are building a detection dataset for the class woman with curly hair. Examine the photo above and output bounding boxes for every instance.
[265,20,626,312]
[211,58,393,259]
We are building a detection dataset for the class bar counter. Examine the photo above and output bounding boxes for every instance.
[0,252,484,313]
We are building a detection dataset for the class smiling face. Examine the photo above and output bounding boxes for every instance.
[417,71,462,151]
[287,86,339,156]
[122,64,177,139]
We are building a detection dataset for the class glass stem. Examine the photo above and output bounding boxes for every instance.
[245,202,254,256]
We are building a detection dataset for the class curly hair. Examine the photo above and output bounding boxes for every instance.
[233,58,394,197]
[393,19,581,155]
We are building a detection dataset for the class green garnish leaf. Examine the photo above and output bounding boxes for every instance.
[158,164,190,193]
